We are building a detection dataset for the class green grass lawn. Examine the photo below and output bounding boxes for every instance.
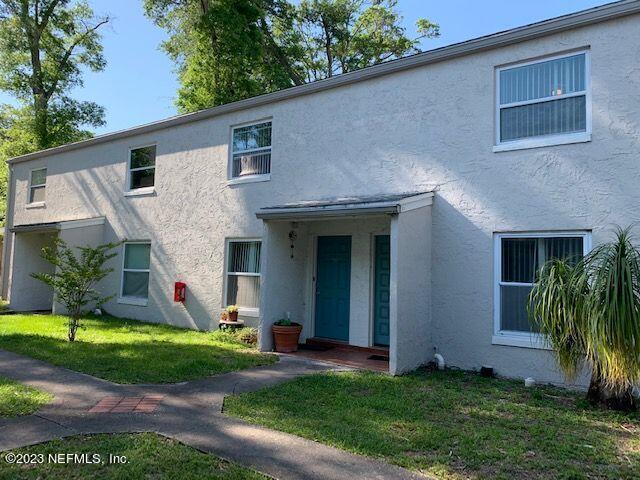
[0,377,52,417]
[225,369,640,480]
[0,433,267,480]
[0,314,275,384]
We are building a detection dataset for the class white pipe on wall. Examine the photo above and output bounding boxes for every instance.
[434,353,445,370]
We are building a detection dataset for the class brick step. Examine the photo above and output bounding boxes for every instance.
[304,338,389,357]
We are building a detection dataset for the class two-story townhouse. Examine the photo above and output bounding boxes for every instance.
[3,0,640,382]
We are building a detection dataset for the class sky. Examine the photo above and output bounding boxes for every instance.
[0,0,611,135]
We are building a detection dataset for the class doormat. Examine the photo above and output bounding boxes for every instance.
[368,354,389,361]
[299,344,333,351]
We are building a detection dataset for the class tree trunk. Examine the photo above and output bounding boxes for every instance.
[33,94,49,149]
[68,315,79,342]
[587,367,636,411]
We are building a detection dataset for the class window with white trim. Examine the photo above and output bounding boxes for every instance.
[128,145,156,190]
[495,232,590,340]
[225,240,261,312]
[496,51,589,147]
[121,242,151,301]
[29,168,47,203]
[231,122,271,179]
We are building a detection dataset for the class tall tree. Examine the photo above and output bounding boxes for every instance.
[294,0,439,81]
[0,0,110,150]
[145,0,438,112]
[144,0,303,113]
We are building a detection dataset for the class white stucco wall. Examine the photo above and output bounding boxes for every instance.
[258,221,308,350]
[4,15,640,383]
[390,206,432,374]
[51,222,107,315]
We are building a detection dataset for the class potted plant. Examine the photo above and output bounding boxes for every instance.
[272,317,303,353]
[226,305,239,322]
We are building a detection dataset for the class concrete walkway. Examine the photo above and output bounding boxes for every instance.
[0,349,427,480]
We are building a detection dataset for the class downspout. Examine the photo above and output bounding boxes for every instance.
[1,163,16,299]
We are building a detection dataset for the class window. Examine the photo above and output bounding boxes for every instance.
[120,242,151,304]
[231,121,271,180]
[225,240,261,314]
[128,145,156,191]
[496,51,590,150]
[494,232,590,347]
[29,168,47,204]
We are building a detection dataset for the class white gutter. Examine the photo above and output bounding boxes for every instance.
[8,0,640,165]
[256,204,399,220]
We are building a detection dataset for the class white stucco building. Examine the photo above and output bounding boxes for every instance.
[3,1,640,380]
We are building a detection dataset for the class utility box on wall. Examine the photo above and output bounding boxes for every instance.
[174,282,186,303]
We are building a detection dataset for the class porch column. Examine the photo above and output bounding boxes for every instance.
[258,220,307,352]
[389,204,432,374]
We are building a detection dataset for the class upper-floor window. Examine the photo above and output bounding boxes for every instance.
[128,145,156,191]
[29,168,47,204]
[493,231,590,348]
[230,121,271,181]
[496,51,590,151]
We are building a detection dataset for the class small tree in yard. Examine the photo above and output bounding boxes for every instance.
[31,238,120,342]
[529,227,640,411]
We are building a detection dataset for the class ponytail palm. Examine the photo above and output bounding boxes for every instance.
[529,227,640,410]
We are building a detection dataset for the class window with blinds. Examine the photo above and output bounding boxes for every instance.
[225,240,261,311]
[231,122,271,179]
[497,234,587,334]
[497,51,589,146]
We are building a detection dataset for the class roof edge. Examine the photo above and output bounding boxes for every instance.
[9,0,640,165]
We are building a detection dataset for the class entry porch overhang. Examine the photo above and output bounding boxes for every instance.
[256,192,434,375]
[10,216,105,234]
[256,192,433,221]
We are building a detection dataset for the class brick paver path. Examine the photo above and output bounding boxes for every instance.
[0,349,428,480]
[88,395,164,413]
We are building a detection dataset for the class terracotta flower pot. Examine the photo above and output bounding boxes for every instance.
[272,323,303,353]
[228,311,238,322]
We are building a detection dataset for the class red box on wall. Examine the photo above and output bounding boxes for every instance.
[174,282,186,303]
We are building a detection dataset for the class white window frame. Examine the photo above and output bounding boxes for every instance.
[27,167,47,206]
[125,144,157,196]
[228,119,272,185]
[494,49,592,153]
[118,241,151,306]
[223,238,262,317]
[493,231,592,349]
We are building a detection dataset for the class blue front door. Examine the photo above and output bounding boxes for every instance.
[374,235,391,346]
[315,236,351,341]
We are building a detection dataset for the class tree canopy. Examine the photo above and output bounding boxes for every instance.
[144,0,439,112]
[0,0,109,150]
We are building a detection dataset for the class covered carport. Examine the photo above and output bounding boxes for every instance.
[5,217,105,312]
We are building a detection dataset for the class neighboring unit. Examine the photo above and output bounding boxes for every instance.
[3,1,640,380]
